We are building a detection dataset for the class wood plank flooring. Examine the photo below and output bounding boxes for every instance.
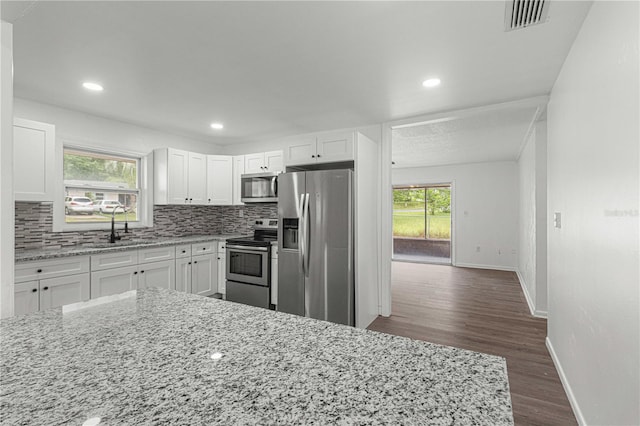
[367,262,576,426]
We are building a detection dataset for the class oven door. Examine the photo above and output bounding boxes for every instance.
[226,245,270,286]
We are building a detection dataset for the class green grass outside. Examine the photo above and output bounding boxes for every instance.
[393,211,451,239]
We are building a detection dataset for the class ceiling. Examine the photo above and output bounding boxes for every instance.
[3,1,591,146]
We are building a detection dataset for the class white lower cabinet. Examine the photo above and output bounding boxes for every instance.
[138,260,175,290]
[14,256,91,316]
[14,273,90,316]
[191,254,217,297]
[91,265,139,298]
[217,241,226,296]
[175,257,192,293]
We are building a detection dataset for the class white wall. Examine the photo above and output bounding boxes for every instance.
[0,21,14,318]
[393,161,519,270]
[517,120,548,316]
[546,2,639,425]
[221,124,382,156]
[13,98,221,155]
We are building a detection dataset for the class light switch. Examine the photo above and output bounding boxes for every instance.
[554,212,561,229]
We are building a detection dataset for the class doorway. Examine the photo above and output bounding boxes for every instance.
[392,184,452,264]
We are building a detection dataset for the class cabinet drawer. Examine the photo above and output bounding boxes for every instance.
[15,256,90,283]
[138,246,175,264]
[191,241,216,255]
[91,250,138,271]
[176,244,192,258]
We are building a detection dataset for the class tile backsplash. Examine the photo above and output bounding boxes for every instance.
[15,202,278,251]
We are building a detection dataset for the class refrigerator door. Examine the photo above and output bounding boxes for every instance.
[306,169,354,326]
[277,172,306,316]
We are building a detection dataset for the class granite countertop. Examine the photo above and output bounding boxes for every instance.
[0,288,513,425]
[15,234,244,262]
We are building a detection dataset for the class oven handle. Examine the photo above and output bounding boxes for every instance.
[226,245,269,252]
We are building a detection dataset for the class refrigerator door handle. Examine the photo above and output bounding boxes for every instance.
[299,193,306,274]
[303,193,311,278]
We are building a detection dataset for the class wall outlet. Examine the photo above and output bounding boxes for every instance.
[239,209,244,218]
[554,212,561,228]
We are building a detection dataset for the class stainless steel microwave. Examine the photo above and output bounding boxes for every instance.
[241,172,279,203]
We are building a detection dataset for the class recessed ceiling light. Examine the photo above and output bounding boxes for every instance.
[82,82,103,92]
[422,78,441,88]
[210,123,224,130]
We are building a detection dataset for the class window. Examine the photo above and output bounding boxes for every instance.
[393,185,451,240]
[63,148,140,224]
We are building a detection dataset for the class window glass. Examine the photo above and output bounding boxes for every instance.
[63,148,140,224]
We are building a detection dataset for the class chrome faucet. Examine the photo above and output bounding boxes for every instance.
[109,205,129,243]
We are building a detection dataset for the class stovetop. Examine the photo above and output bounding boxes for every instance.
[226,218,277,247]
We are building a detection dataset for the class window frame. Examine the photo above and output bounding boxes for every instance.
[53,143,153,233]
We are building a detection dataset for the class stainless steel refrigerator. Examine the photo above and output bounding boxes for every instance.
[277,169,354,326]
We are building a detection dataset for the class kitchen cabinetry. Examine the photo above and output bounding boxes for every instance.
[13,118,56,202]
[154,148,207,205]
[217,241,226,296]
[232,155,245,205]
[206,155,233,205]
[14,256,91,315]
[271,245,278,306]
[285,131,354,166]
[244,151,283,174]
[91,247,176,297]
[175,241,217,297]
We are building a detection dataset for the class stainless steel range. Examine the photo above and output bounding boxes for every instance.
[225,218,277,309]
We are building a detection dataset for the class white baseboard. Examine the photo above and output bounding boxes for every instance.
[454,262,516,272]
[546,337,586,426]
[515,269,536,316]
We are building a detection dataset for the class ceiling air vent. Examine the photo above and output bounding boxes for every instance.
[505,0,549,31]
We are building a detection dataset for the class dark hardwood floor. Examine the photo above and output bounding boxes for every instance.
[367,262,576,426]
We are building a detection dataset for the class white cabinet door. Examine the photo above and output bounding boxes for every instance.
[39,273,90,310]
[206,155,233,205]
[264,150,283,172]
[176,257,192,293]
[217,256,226,295]
[244,152,265,174]
[188,152,207,205]
[14,281,40,316]
[270,257,278,306]
[167,148,190,204]
[316,131,354,164]
[91,265,138,298]
[285,137,317,166]
[138,260,175,290]
[232,155,245,205]
[191,254,217,297]
[13,118,56,202]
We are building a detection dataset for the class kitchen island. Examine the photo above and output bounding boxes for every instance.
[1,288,513,425]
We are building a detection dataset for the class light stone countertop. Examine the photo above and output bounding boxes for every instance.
[0,288,513,425]
[15,234,245,262]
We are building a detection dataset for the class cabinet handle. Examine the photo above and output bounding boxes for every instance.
[134,271,138,275]
[185,198,188,201]
[140,270,145,274]
[42,286,49,291]
[188,262,192,265]
[189,198,193,201]
[202,248,206,251]
[37,269,42,273]
[194,261,198,264]
[311,155,315,158]
[181,250,186,254]
[32,288,37,293]
[208,198,211,202]
[317,154,321,158]
[217,257,220,260]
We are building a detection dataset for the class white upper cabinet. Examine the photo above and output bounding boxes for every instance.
[13,118,56,202]
[206,155,233,205]
[232,155,245,205]
[155,148,221,205]
[285,131,354,166]
[244,151,283,174]
[188,152,207,205]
